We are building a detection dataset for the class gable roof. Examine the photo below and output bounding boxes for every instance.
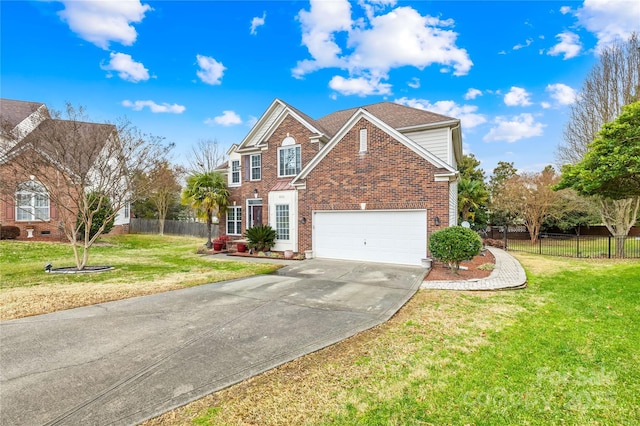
[0,98,47,129]
[316,102,456,136]
[292,108,457,186]
[8,118,116,177]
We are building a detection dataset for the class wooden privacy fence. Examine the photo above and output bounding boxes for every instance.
[129,218,219,238]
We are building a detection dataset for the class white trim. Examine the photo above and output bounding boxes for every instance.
[292,109,456,185]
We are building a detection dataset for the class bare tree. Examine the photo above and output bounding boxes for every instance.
[2,103,172,269]
[494,166,561,244]
[188,138,226,174]
[558,33,640,164]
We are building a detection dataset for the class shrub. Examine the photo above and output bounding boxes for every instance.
[0,226,20,240]
[429,226,483,274]
[245,224,277,252]
[483,238,505,249]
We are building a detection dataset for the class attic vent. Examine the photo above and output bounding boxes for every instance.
[359,128,367,152]
[282,134,296,146]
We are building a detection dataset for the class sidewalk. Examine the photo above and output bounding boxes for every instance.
[421,247,527,291]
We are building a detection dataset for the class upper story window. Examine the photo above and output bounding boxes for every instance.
[278,134,301,177]
[278,145,301,177]
[250,154,261,181]
[16,180,50,221]
[231,160,240,185]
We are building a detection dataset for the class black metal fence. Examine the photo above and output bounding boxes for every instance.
[504,233,640,259]
[129,218,219,238]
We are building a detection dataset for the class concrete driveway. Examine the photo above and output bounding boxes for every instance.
[0,259,425,426]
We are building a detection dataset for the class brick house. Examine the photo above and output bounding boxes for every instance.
[220,99,462,266]
[0,98,130,241]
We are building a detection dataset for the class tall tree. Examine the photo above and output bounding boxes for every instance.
[556,32,640,250]
[487,161,518,226]
[1,103,171,269]
[493,166,561,244]
[135,161,184,235]
[457,154,489,227]
[556,101,640,255]
[181,171,229,248]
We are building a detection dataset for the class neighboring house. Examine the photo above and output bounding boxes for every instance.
[221,99,462,266]
[0,98,130,240]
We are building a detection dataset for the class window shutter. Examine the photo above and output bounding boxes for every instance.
[50,202,57,220]
[244,156,250,182]
[5,199,15,220]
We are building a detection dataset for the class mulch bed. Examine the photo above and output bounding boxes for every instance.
[424,250,495,281]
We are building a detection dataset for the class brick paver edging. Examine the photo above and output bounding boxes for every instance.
[421,247,527,291]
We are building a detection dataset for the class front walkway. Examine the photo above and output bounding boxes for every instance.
[421,247,527,291]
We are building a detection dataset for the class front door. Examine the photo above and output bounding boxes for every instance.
[269,190,297,252]
[247,199,262,228]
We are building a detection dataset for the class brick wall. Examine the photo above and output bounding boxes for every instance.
[297,117,451,252]
[223,115,320,237]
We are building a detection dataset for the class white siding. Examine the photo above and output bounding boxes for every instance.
[404,127,450,167]
[449,180,458,226]
[248,103,285,146]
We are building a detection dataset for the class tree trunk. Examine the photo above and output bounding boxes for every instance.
[599,197,639,258]
[158,217,165,236]
[205,210,213,248]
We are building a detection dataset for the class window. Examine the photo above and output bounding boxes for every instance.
[227,206,242,235]
[278,146,301,177]
[275,204,289,240]
[359,128,368,152]
[16,181,50,221]
[231,160,240,184]
[124,202,130,219]
[250,154,261,181]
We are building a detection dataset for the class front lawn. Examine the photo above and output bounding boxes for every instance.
[146,253,640,425]
[0,234,282,320]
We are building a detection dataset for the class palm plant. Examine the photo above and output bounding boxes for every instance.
[181,171,229,248]
[244,224,277,252]
[458,177,489,223]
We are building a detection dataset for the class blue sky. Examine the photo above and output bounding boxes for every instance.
[2,0,638,175]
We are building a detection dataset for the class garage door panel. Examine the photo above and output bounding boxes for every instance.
[314,210,427,266]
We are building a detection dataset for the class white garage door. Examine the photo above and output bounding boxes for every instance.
[313,210,427,266]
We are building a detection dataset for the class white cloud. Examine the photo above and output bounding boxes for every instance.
[101,52,149,82]
[548,31,582,59]
[483,113,545,143]
[546,83,577,105]
[246,115,258,128]
[205,111,242,126]
[196,55,226,85]
[395,97,487,129]
[122,100,185,114]
[504,87,532,107]
[250,12,266,35]
[574,0,640,51]
[293,1,472,94]
[57,0,151,49]
[513,38,533,50]
[464,88,482,100]
[541,101,552,109]
[407,77,420,89]
[560,6,572,14]
[329,74,392,96]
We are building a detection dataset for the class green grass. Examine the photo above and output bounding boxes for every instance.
[321,258,640,425]
[0,234,281,290]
